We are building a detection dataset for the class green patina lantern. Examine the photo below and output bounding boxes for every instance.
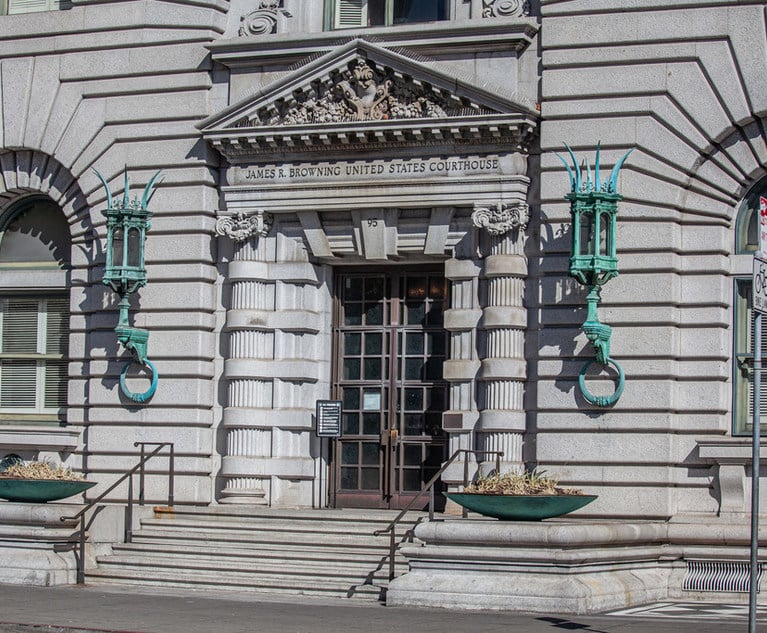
[95,169,162,403]
[557,144,633,407]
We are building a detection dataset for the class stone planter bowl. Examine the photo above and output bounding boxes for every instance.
[445,492,598,520]
[0,479,96,503]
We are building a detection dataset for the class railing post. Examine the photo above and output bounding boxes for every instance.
[138,442,145,506]
[126,473,134,543]
[429,485,435,521]
[389,528,396,581]
[168,443,175,507]
[462,453,470,518]
[77,514,86,584]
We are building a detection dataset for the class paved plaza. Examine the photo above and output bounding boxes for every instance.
[0,585,763,633]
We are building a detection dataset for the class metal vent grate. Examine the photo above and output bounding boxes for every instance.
[684,561,764,593]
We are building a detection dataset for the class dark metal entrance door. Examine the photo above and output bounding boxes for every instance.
[331,269,449,510]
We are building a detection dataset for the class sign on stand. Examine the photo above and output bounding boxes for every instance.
[316,400,342,438]
[753,253,767,314]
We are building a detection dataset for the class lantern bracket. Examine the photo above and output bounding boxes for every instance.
[95,168,162,403]
[556,143,633,407]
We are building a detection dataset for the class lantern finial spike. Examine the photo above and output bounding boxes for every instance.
[585,157,593,192]
[555,151,576,192]
[93,169,113,210]
[595,142,602,192]
[565,144,582,192]
[142,170,164,209]
[123,167,130,208]
[608,148,634,193]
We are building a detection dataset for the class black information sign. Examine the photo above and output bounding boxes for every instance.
[316,400,342,437]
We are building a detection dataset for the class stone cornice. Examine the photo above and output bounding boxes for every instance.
[208,20,539,68]
[205,113,536,161]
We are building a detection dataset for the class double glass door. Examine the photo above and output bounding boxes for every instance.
[332,269,449,509]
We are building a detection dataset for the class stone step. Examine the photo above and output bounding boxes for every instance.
[95,552,395,581]
[86,567,385,600]
[129,527,399,550]
[92,506,422,601]
[110,541,409,567]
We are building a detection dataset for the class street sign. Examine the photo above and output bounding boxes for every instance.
[753,253,767,314]
[316,400,342,437]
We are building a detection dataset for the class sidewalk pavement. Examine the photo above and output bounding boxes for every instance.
[0,584,762,633]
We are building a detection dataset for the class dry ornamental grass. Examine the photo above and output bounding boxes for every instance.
[0,462,85,482]
[463,470,583,496]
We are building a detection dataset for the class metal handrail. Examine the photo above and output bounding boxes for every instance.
[373,448,504,581]
[60,441,175,584]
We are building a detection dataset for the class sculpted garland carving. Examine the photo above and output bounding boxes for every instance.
[472,203,529,235]
[239,1,292,37]
[245,58,490,126]
[215,211,273,242]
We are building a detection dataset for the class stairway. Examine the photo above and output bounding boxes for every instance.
[86,506,424,601]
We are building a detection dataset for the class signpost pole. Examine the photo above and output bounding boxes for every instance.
[751,309,761,633]
[750,246,767,633]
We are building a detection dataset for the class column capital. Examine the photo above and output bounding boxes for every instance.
[472,202,529,236]
[215,210,273,242]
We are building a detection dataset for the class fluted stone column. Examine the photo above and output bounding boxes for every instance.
[472,202,529,473]
[215,211,273,504]
[441,257,482,488]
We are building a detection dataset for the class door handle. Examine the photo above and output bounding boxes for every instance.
[389,428,399,449]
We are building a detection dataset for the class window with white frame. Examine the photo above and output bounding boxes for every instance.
[0,297,69,415]
[0,196,70,423]
[329,0,448,29]
[733,177,767,434]
[1,0,71,15]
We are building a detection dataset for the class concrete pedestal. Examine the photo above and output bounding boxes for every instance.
[0,502,84,586]
[387,517,767,614]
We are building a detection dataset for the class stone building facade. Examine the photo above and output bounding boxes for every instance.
[0,0,766,526]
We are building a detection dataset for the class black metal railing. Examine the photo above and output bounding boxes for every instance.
[61,441,175,584]
[373,448,504,581]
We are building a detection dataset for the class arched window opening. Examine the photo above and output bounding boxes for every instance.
[0,197,71,422]
[733,175,767,435]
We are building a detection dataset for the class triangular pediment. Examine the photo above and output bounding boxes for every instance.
[199,39,537,160]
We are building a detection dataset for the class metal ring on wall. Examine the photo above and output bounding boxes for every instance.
[578,358,625,407]
[119,358,158,404]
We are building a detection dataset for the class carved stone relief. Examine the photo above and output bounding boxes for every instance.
[215,210,273,242]
[483,0,530,18]
[239,1,292,37]
[240,58,493,127]
[472,202,529,235]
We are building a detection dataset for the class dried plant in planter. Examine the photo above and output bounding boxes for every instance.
[0,461,86,482]
[463,470,583,496]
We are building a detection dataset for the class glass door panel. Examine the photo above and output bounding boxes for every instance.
[332,269,448,509]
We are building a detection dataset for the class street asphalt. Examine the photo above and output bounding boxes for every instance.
[0,584,763,633]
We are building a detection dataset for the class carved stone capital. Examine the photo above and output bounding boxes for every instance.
[215,210,273,242]
[472,203,529,235]
[483,0,530,18]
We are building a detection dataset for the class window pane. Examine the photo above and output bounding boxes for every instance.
[44,359,68,409]
[364,357,382,380]
[0,360,37,407]
[343,413,359,435]
[405,358,422,380]
[45,298,69,355]
[361,442,379,465]
[405,332,424,355]
[343,387,360,410]
[2,299,38,353]
[365,332,383,355]
[360,467,380,490]
[392,0,447,24]
[365,302,383,325]
[344,332,361,355]
[361,413,379,435]
[343,358,361,380]
[341,443,359,465]
[341,467,358,489]
[344,303,363,326]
